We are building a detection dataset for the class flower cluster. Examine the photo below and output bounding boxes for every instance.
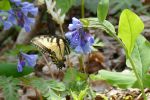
[17,52,38,72]
[0,0,38,32]
[65,17,94,54]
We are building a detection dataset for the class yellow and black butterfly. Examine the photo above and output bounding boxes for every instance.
[31,35,70,69]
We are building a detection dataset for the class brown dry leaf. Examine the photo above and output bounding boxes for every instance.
[85,51,107,74]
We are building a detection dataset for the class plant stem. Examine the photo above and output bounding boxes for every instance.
[42,53,55,79]
[81,0,85,18]
[59,24,64,38]
[78,54,86,73]
[127,55,147,100]
[106,28,147,100]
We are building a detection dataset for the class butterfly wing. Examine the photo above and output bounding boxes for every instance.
[31,35,65,60]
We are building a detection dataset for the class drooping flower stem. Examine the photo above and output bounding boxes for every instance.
[59,24,65,38]
[78,54,86,73]
[105,26,147,100]
[81,0,85,18]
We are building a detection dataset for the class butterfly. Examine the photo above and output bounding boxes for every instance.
[31,35,70,69]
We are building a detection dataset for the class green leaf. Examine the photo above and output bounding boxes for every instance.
[71,91,78,100]
[0,0,11,11]
[118,9,144,55]
[71,87,88,100]
[44,88,62,100]
[80,18,116,36]
[63,68,87,93]
[126,35,150,87]
[90,70,137,88]
[49,80,65,91]
[63,68,78,83]
[0,76,20,100]
[143,74,150,87]
[30,78,48,92]
[78,87,88,100]
[30,78,66,100]
[97,0,109,23]
[92,36,104,51]
[0,63,34,77]
[63,68,87,83]
[56,0,75,14]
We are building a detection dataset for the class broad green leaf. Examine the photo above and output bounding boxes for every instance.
[0,0,11,11]
[127,35,150,87]
[80,18,116,36]
[90,70,137,88]
[97,0,109,23]
[56,0,75,14]
[0,63,34,77]
[143,74,150,87]
[118,9,144,55]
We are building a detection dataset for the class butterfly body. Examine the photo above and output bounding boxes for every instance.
[31,35,70,69]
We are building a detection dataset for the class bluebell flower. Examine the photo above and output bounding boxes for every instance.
[17,52,38,72]
[68,17,83,31]
[65,17,94,54]
[17,60,25,72]
[3,10,17,30]
[1,0,38,32]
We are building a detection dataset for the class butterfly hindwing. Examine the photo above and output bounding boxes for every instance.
[31,35,68,69]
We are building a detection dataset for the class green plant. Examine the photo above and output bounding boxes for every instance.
[63,68,96,99]
[71,87,88,100]
[81,0,150,99]
[0,0,150,99]
[0,76,20,100]
[63,68,87,94]
[28,77,66,100]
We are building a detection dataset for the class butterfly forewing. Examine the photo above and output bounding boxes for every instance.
[31,35,65,60]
